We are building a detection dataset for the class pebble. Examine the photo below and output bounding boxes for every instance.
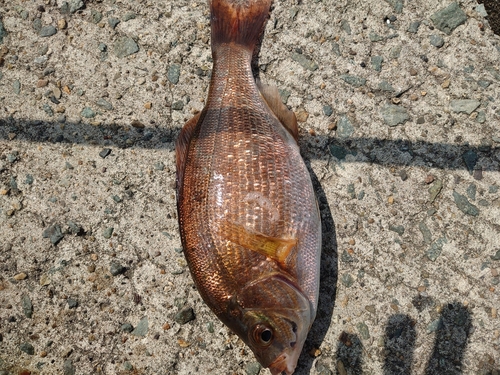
[369,32,385,42]
[91,10,103,23]
[112,195,122,203]
[291,52,318,71]
[336,115,354,138]
[356,322,370,339]
[42,224,64,245]
[492,251,500,261]
[332,42,341,56]
[466,183,477,201]
[167,64,181,85]
[379,80,395,92]
[174,306,195,324]
[154,162,165,171]
[58,19,67,30]
[476,4,488,17]
[109,261,125,276]
[419,222,433,244]
[427,237,447,261]
[371,56,383,72]
[341,273,354,287]
[81,107,96,118]
[453,191,479,216]
[20,343,35,355]
[32,18,42,33]
[430,2,467,35]
[63,359,75,375]
[245,362,261,375]
[340,19,351,35]
[65,0,84,13]
[113,36,139,58]
[39,25,57,37]
[381,104,409,126]
[389,224,405,236]
[108,17,120,29]
[22,294,33,318]
[131,317,148,336]
[42,103,54,117]
[99,148,111,158]
[462,150,478,174]
[121,323,133,332]
[172,100,184,110]
[316,364,333,375]
[399,170,408,181]
[450,99,480,114]
[67,298,78,309]
[390,45,402,59]
[339,74,366,87]
[427,318,442,333]
[68,220,84,236]
[323,105,333,117]
[131,120,145,128]
[430,34,445,48]
[329,144,351,161]
[123,362,133,371]
[428,179,443,202]
[486,66,500,81]
[13,80,21,94]
[123,12,136,22]
[0,19,6,44]
[278,89,291,104]
[96,98,113,110]
[407,21,421,33]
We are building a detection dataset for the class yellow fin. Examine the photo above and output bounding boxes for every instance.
[222,221,297,264]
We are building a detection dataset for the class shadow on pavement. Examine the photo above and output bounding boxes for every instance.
[383,314,417,375]
[1,118,499,174]
[335,332,364,375]
[424,302,472,375]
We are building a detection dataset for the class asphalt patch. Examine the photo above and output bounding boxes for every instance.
[484,0,500,35]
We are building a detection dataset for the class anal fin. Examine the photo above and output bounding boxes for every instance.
[257,81,299,141]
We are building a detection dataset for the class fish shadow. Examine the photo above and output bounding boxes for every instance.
[293,156,339,375]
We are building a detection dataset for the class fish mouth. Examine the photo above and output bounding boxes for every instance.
[268,353,295,375]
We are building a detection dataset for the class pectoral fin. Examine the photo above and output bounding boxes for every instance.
[222,221,297,265]
[257,81,299,141]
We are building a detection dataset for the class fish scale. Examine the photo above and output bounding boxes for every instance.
[176,1,321,373]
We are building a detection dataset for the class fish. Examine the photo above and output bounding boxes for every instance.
[175,0,322,374]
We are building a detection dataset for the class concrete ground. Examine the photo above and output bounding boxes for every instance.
[0,0,499,374]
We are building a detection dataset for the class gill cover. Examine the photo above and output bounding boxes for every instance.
[233,274,312,374]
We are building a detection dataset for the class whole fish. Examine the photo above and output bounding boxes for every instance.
[175,0,321,373]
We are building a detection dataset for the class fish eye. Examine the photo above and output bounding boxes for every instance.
[252,324,274,346]
[261,329,272,343]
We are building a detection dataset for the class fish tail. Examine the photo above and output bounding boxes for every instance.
[210,0,271,49]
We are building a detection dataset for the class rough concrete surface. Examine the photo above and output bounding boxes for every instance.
[0,0,499,374]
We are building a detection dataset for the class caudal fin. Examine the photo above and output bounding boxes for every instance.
[210,0,271,49]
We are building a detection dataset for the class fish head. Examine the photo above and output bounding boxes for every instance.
[232,274,312,375]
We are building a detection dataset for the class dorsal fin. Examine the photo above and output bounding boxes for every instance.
[175,112,201,198]
[257,81,299,141]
